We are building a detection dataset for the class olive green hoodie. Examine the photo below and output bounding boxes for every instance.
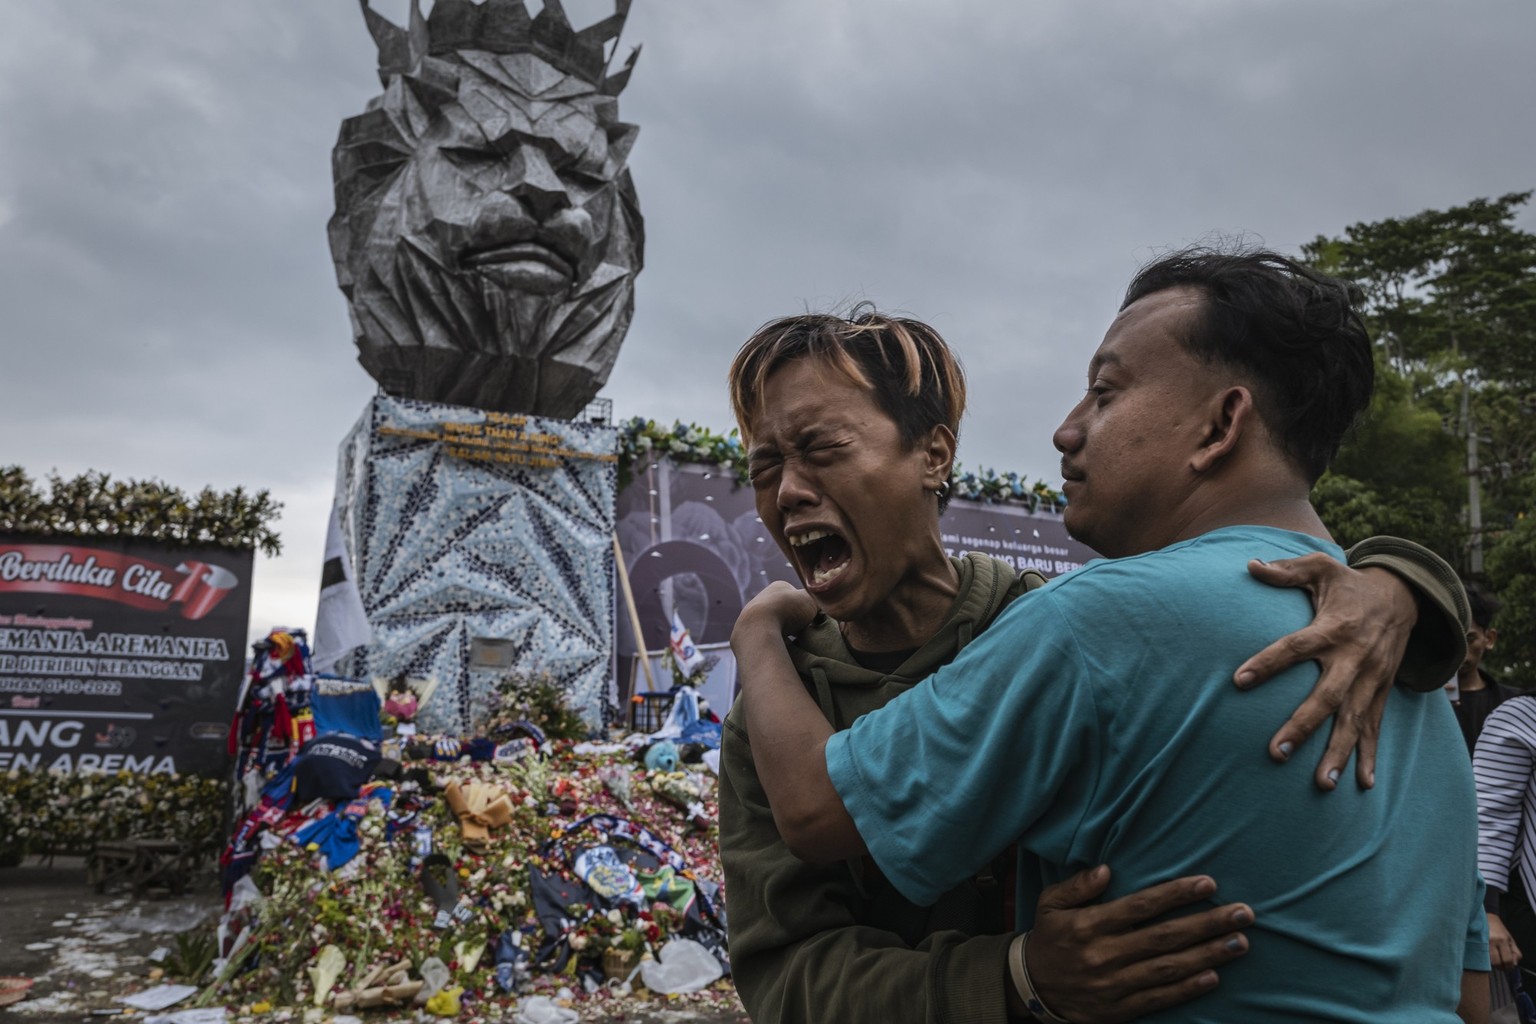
[718,540,1465,1024]
[721,553,1040,1024]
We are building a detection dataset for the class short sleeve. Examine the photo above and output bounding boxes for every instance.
[1345,536,1468,692]
[825,590,1102,907]
[1465,871,1490,972]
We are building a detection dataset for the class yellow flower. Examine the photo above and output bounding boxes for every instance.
[424,986,461,1017]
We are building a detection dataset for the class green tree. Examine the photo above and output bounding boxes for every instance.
[1305,191,1536,684]
[1487,501,1536,687]
[1312,357,1463,561]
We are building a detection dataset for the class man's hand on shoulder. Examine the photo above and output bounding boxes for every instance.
[1234,554,1417,791]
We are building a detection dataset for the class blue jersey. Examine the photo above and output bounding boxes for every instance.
[827,526,1485,1022]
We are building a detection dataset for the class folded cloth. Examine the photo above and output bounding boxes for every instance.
[638,864,697,913]
[443,779,514,850]
[294,813,361,871]
[678,719,723,750]
[261,760,299,809]
[311,678,383,741]
[494,739,539,763]
[293,734,380,804]
[573,844,643,906]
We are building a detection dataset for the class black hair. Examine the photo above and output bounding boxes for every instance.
[730,306,966,511]
[1123,247,1374,483]
[1464,580,1502,631]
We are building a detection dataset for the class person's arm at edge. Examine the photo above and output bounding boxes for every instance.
[1458,970,1490,1024]
[1473,704,1534,928]
[730,593,864,860]
[1486,911,1520,971]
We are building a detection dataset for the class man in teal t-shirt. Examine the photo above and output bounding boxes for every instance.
[732,248,1488,1021]
[828,526,1485,1022]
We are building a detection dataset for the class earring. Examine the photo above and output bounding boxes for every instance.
[935,479,951,500]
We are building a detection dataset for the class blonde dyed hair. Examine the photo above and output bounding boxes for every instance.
[728,309,967,452]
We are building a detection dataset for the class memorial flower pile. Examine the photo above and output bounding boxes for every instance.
[0,769,224,860]
[207,740,737,1019]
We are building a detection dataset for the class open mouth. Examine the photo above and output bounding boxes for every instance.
[461,241,574,278]
[787,527,853,589]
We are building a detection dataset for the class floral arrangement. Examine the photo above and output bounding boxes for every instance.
[205,744,736,1018]
[0,465,283,555]
[617,418,748,489]
[477,671,591,743]
[0,770,226,860]
[952,467,1065,510]
[615,418,1063,509]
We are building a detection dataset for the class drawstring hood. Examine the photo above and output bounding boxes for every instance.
[787,553,1042,716]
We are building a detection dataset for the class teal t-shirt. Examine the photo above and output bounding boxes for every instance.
[826,526,1487,1022]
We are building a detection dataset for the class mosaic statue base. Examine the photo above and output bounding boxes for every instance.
[332,395,618,734]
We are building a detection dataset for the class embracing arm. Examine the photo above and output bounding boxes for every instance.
[723,621,1255,1024]
[1234,537,1468,790]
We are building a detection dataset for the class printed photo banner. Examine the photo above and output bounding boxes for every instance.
[614,459,1099,700]
[0,535,254,778]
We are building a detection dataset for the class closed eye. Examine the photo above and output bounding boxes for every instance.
[804,442,848,465]
[748,457,781,486]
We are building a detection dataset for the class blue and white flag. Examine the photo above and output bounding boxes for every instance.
[668,610,705,676]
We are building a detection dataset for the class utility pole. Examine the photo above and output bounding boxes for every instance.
[1463,375,1484,575]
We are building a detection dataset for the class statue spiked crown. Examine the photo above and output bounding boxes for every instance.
[360,0,640,95]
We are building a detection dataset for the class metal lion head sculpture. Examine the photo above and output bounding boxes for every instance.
[329,0,643,418]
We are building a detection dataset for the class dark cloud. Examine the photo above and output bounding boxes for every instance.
[1,0,1531,637]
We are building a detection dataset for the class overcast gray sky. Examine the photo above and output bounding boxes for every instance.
[1,0,1532,643]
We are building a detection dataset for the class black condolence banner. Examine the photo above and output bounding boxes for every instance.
[0,536,254,777]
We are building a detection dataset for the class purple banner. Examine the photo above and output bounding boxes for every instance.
[613,460,1096,697]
